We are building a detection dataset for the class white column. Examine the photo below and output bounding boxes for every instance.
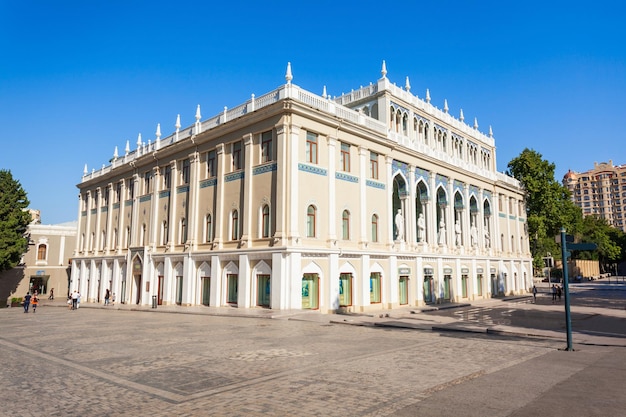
[238,254,251,308]
[358,146,368,247]
[241,134,254,245]
[288,125,300,241]
[213,145,225,249]
[327,136,337,244]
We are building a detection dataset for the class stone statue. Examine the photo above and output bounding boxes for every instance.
[484,229,490,248]
[438,218,446,245]
[395,208,404,241]
[417,213,425,242]
[470,221,478,247]
[454,219,462,246]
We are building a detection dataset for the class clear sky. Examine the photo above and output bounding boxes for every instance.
[1,0,625,224]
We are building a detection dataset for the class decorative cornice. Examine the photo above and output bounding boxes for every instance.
[298,163,327,177]
[225,172,245,182]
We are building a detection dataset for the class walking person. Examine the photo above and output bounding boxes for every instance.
[104,289,110,306]
[532,285,538,303]
[71,290,78,310]
[48,288,54,300]
[31,293,39,313]
[557,285,562,302]
[551,285,557,303]
[23,292,32,313]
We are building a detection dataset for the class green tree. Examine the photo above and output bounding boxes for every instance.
[0,170,31,271]
[506,149,583,269]
[577,215,623,272]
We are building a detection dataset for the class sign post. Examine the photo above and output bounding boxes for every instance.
[559,228,598,351]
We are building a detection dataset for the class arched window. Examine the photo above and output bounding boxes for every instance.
[342,210,350,240]
[37,244,47,261]
[261,205,270,238]
[371,214,378,242]
[231,210,239,240]
[206,214,213,242]
[307,205,316,237]
[180,218,187,244]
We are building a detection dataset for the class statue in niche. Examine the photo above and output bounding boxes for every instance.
[484,229,490,248]
[470,220,478,247]
[417,213,425,242]
[454,219,462,246]
[438,218,446,245]
[395,208,404,242]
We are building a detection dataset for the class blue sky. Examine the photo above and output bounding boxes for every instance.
[1,0,625,224]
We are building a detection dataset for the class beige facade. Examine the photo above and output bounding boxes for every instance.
[1,219,76,306]
[563,160,626,233]
[71,63,532,313]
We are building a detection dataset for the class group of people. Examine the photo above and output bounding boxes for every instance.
[68,290,81,310]
[551,284,563,303]
[22,291,39,313]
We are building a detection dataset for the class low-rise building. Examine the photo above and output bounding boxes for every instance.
[71,62,532,313]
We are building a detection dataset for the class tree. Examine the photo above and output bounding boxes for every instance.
[0,170,31,271]
[506,149,583,269]
[577,215,624,272]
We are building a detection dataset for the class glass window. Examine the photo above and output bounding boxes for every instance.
[163,165,171,189]
[339,273,352,307]
[307,205,316,237]
[233,141,242,170]
[37,244,47,261]
[261,131,273,163]
[306,132,318,164]
[340,143,350,172]
[370,272,381,303]
[206,214,213,242]
[207,150,216,178]
[342,210,350,240]
[371,214,378,242]
[370,151,378,179]
[181,159,190,184]
[180,218,187,244]
[231,210,239,240]
[262,205,270,238]
[127,179,134,200]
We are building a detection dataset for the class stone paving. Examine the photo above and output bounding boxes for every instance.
[0,305,562,417]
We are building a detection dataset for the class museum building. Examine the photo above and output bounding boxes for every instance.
[71,62,532,313]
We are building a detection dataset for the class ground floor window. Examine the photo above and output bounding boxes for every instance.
[29,276,49,295]
[201,277,210,306]
[443,275,452,300]
[339,273,352,307]
[476,274,483,296]
[399,276,408,305]
[461,274,468,298]
[176,276,183,305]
[302,274,319,309]
[257,274,270,307]
[370,273,381,303]
[227,274,238,304]
[423,275,434,303]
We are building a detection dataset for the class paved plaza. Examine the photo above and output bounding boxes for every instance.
[1,299,625,416]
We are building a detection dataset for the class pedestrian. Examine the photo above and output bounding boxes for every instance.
[31,293,39,313]
[23,292,32,313]
[532,285,538,303]
[111,293,116,306]
[71,290,78,310]
[77,291,81,309]
[557,285,562,301]
[104,289,110,306]
[551,285,556,303]
[67,295,73,310]
[48,288,54,300]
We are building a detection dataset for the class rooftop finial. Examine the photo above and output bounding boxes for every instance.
[489,125,493,137]
[156,123,161,140]
[83,164,88,175]
[381,60,387,78]
[425,88,431,103]
[444,99,449,113]
[136,133,142,147]
[195,104,201,122]
[125,140,130,155]
[405,76,411,92]
[285,62,293,84]
[175,114,181,130]
[474,117,479,129]
[459,109,464,122]
[322,85,327,99]
[113,146,118,159]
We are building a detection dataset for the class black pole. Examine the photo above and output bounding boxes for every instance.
[560,227,573,351]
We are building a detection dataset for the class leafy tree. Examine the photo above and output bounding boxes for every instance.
[506,149,583,269]
[576,215,624,272]
[0,170,31,271]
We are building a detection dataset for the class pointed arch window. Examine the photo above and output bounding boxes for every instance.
[342,210,350,240]
[307,205,316,237]
[371,214,378,242]
[261,205,270,238]
[231,210,239,240]
[206,214,213,242]
[180,218,187,244]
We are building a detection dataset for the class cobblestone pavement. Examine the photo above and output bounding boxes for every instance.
[0,306,562,417]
